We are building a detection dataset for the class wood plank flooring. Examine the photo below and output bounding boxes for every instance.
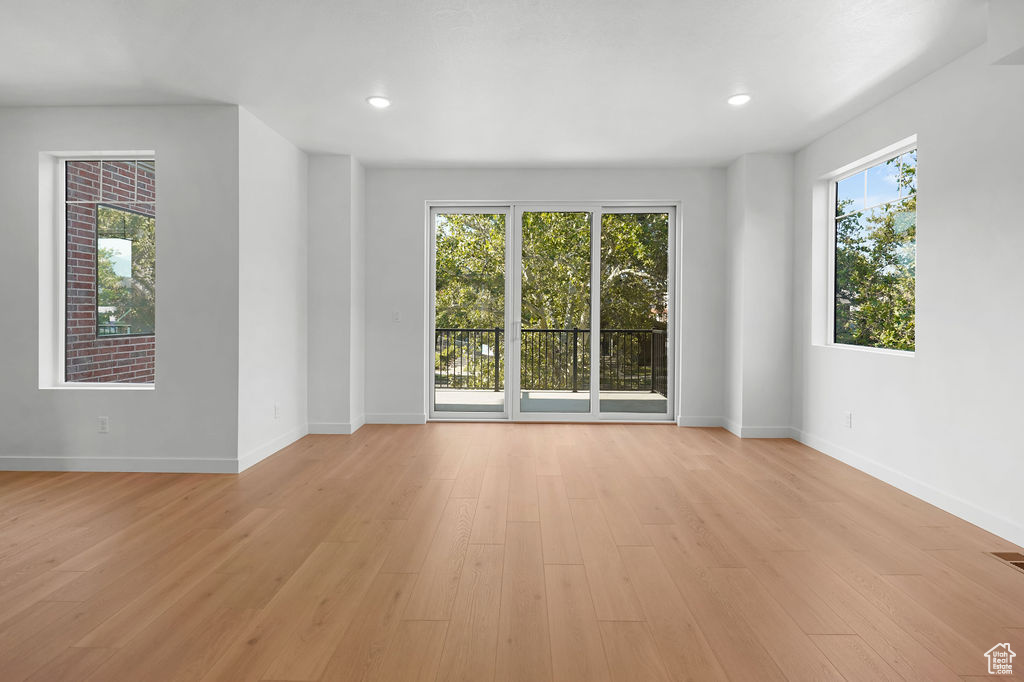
[0,423,1022,681]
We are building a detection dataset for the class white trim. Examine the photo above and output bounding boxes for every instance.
[430,417,673,425]
[722,418,742,437]
[737,425,797,438]
[675,415,724,427]
[41,383,156,391]
[42,151,159,389]
[366,412,428,424]
[824,136,917,353]
[426,199,684,207]
[427,206,512,420]
[672,205,684,425]
[309,417,365,435]
[238,425,308,473]
[589,207,600,419]
[65,200,156,205]
[426,201,678,424]
[673,416,795,438]
[793,429,1024,547]
[511,204,598,420]
[599,412,674,422]
[824,343,915,358]
[0,456,238,474]
[829,136,917,182]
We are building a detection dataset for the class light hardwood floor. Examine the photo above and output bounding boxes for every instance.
[1,424,1022,681]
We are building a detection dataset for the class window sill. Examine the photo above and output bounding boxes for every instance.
[41,383,155,391]
[822,342,915,358]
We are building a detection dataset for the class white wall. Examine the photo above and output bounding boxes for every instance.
[792,45,1024,545]
[237,109,309,469]
[0,105,242,472]
[307,155,366,434]
[724,158,747,431]
[725,153,794,437]
[363,167,728,423]
[988,0,1024,64]
[349,161,366,425]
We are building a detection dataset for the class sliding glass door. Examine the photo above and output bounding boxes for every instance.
[431,207,511,417]
[599,210,671,415]
[429,203,673,421]
[516,209,594,415]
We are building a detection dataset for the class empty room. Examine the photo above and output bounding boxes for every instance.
[1,0,1023,680]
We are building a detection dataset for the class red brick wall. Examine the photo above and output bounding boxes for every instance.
[65,160,156,383]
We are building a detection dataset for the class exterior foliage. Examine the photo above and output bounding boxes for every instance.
[435,213,505,389]
[600,212,669,330]
[97,206,157,335]
[434,210,669,391]
[834,151,917,351]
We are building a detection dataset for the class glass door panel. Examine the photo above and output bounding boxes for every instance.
[519,211,592,414]
[599,211,670,415]
[433,210,507,414]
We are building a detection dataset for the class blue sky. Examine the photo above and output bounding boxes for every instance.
[99,237,132,278]
[837,151,916,216]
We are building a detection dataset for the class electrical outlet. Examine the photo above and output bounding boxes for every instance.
[97,416,110,434]
[392,311,401,323]
[843,411,853,429]
[273,403,280,419]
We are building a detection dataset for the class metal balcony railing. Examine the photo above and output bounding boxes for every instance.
[434,327,667,396]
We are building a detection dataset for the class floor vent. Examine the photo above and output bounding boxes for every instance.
[991,552,1024,573]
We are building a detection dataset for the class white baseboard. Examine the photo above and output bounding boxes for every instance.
[794,429,1024,548]
[237,424,308,473]
[0,425,308,475]
[0,455,238,474]
[365,413,427,424]
[676,415,725,427]
[674,416,792,439]
[309,414,365,435]
[738,425,797,438]
[722,418,742,437]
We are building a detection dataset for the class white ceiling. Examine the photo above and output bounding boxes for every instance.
[0,0,986,166]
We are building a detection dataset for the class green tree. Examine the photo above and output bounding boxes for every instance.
[835,151,916,350]
[600,212,668,330]
[434,213,505,388]
[434,210,669,390]
[435,213,505,329]
[520,211,592,329]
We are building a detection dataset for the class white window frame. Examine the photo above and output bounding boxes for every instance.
[427,205,513,420]
[39,151,157,390]
[424,200,681,423]
[825,137,917,357]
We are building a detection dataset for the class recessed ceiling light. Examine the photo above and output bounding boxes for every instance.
[728,93,751,106]
[366,96,391,109]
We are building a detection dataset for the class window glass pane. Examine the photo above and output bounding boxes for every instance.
[834,151,916,351]
[900,150,917,197]
[865,156,901,208]
[836,171,864,216]
[599,212,669,414]
[65,159,156,384]
[433,212,506,413]
[96,205,156,337]
[98,238,132,278]
[520,211,591,414]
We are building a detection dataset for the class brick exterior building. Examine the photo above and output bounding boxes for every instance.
[65,160,156,383]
